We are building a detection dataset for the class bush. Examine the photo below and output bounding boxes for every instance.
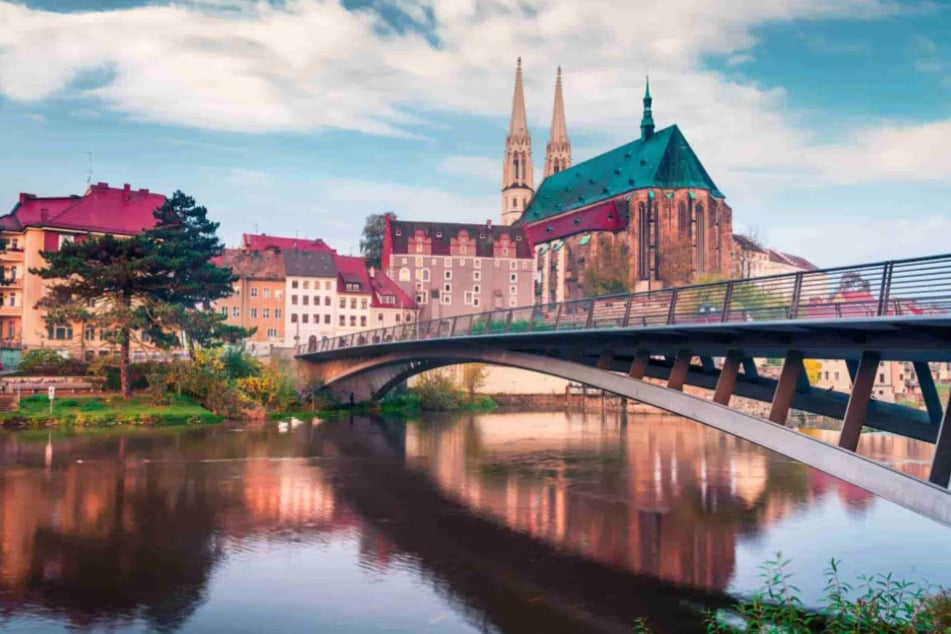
[18,349,88,376]
[411,370,465,410]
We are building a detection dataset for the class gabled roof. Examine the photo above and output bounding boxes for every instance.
[386,219,533,259]
[733,234,766,254]
[520,125,724,224]
[333,254,371,294]
[1,183,165,234]
[283,249,336,278]
[216,247,285,281]
[768,249,818,271]
[242,233,334,253]
[369,268,417,309]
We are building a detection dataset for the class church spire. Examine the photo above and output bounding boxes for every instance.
[640,75,655,140]
[501,57,534,226]
[544,66,572,179]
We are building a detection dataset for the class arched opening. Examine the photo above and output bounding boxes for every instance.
[307,335,318,353]
[696,202,706,272]
[637,202,650,281]
[678,201,688,237]
[513,155,520,181]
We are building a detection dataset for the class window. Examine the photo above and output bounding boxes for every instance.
[8,266,16,280]
[313,314,319,323]
[879,373,885,383]
[399,267,410,281]
[378,313,384,321]
[510,285,517,295]
[494,260,500,268]
[474,258,481,269]
[473,270,481,281]
[395,314,401,322]
[266,328,277,338]
[313,296,320,305]
[47,324,72,340]
[263,308,270,318]
[401,257,407,265]
[84,325,95,341]
[339,297,345,308]
[509,296,517,307]
[291,313,298,323]
[302,314,309,323]
[350,315,356,326]
[464,291,473,305]
[292,280,299,289]
[291,295,298,305]
[59,234,74,249]
[276,291,282,299]
[339,316,345,326]
[350,298,357,309]
[421,269,430,282]
[444,257,451,267]
[8,294,15,307]
[441,293,451,305]
[324,296,330,306]
[275,308,282,318]
[324,315,330,324]
[431,258,437,265]
[444,270,452,280]
[415,256,423,267]
[521,261,529,270]
[444,283,452,293]
[509,273,517,283]
[360,316,367,327]
[346,282,360,292]
[250,308,258,318]
[220,307,228,316]
[473,284,481,294]
[473,297,481,307]
[324,280,332,290]
[263,288,270,299]
[361,298,368,310]
[250,287,258,298]
[510,260,517,271]
[303,296,309,305]
[232,307,239,317]
[303,280,310,289]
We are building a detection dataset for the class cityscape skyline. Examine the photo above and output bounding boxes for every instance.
[0,0,948,268]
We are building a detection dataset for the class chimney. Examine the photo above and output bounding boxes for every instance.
[486,219,493,229]
[96,182,108,190]
[369,266,376,278]
[123,183,131,200]
[18,193,34,204]
[138,188,149,195]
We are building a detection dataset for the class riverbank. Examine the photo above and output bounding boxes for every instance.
[0,394,222,428]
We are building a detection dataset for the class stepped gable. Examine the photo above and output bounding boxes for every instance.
[283,248,336,278]
[520,125,724,225]
[386,219,533,259]
[1,182,165,234]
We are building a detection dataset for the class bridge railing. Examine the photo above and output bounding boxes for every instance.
[301,252,951,355]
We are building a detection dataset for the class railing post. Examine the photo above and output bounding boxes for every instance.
[527,306,537,331]
[622,295,633,327]
[877,261,894,316]
[484,311,493,334]
[666,289,679,325]
[505,310,513,333]
[585,300,595,329]
[720,281,734,323]
[789,273,803,319]
[448,317,457,337]
[554,303,564,330]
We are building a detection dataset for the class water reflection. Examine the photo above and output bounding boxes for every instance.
[0,413,946,633]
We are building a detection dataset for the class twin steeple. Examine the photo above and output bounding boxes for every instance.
[501,59,572,225]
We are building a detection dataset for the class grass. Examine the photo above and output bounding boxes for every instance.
[0,394,221,428]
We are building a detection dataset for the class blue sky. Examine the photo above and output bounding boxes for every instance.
[0,0,948,266]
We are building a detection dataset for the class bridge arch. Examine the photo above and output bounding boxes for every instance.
[312,349,951,528]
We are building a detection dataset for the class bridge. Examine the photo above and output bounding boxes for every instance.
[298,252,951,526]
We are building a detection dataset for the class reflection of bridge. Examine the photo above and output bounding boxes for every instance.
[298,253,951,526]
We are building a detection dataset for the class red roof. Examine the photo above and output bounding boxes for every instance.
[369,267,416,309]
[242,233,335,253]
[1,183,165,234]
[333,253,416,309]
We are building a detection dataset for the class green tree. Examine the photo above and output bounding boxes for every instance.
[583,237,630,297]
[360,212,395,268]
[461,363,488,397]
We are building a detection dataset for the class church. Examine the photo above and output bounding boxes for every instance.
[501,60,734,303]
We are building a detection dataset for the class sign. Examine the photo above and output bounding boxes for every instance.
[48,386,55,400]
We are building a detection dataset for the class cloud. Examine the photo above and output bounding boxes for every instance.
[26,112,45,123]
[437,155,499,182]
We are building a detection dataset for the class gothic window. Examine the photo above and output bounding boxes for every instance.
[678,201,688,237]
[512,198,518,209]
[696,202,706,271]
[638,202,650,281]
[399,267,410,281]
[513,156,520,181]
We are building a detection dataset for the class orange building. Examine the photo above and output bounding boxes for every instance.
[214,247,287,347]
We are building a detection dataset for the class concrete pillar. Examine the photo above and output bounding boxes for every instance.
[929,393,951,488]
[629,349,650,379]
[839,351,880,451]
[597,349,614,370]
[713,351,742,406]
[915,361,943,425]
[667,350,692,392]
[768,351,804,425]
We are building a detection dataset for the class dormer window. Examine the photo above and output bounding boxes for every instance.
[436,230,443,238]
[395,229,402,237]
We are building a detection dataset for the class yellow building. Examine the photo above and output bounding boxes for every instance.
[0,182,167,360]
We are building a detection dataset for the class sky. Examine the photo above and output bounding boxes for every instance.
[0,0,948,267]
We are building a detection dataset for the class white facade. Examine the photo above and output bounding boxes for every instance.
[285,275,337,347]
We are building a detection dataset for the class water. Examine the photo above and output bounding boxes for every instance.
[0,411,948,633]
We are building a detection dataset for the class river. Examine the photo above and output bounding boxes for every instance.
[0,411,948,633]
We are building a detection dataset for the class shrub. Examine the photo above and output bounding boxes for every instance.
[18,349,88,376]
[412,369,465,410]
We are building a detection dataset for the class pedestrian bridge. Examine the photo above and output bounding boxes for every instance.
[298,253,951,526]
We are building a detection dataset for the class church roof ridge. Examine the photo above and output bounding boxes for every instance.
[520,123,724,224]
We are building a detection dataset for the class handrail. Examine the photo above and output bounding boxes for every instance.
[299,251,951,356]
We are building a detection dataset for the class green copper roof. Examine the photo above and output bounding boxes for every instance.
[520,124,724,224]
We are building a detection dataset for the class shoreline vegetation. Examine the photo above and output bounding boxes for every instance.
[0,350,495,429]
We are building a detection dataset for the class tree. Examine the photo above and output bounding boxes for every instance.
[461,364,488,397]
[657,238,693,287]
[360,212,394,268]
[33,191,237,399]
[582,236,630,298]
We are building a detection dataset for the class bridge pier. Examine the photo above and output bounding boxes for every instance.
[768,351,805,425]
[839,351,880,451]
[713,351,742,406]
[667,350,692,391]
[929,393,951,487]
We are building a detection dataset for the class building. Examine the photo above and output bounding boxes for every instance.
[382,217,535,321]
[0,182,167,359]
[500,65,734,301]
[214,247,287,347]
[215,235,415,349]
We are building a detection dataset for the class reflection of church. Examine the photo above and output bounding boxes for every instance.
[501,60,734,302]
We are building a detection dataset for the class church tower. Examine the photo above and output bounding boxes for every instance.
[501,58,534,226]
[544,67,571,178]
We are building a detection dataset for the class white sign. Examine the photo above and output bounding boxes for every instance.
[48,386,55,400]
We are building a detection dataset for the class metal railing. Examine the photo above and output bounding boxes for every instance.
[299,252,951,355]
